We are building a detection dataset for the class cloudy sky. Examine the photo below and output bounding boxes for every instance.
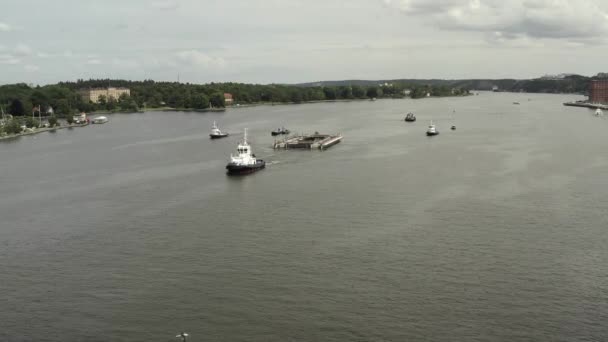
[1,0,607,85]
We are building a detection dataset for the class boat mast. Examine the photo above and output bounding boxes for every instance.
[244,128,248,144]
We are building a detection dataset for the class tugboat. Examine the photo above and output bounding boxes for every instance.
[426,121,439,136]
[210,121,229,139]
[404,112,416,122]
[271,127,290,136]
[226,129,265,175]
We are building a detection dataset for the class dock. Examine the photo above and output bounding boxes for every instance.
[273,132,343,150]
[563,101,608,110]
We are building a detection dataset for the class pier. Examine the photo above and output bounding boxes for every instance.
[273,132,343,150]
[563,101,608,110]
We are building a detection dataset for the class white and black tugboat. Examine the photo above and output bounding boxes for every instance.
[426,121,439,136]
[210,121,229,139]
[226,129,265,175]
[404,112,416,122]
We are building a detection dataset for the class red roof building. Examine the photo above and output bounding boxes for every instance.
[224,93,234,105]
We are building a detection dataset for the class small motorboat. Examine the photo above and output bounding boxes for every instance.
[404,112,416,122]
[92,116,108,124]
[595,108,603,117]
[271,127,290,136]
[451,125,456,130]
[210,121,229,139]
[426,121,439,136]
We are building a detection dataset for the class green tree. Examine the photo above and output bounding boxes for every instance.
[366,87,379,98]
[323,87,337,100]
[191,94,210,109]
[209,92,225,108]
[97,95,107,106]
[48,116,58,127]
[66,115,74,125]
[55,99,71,116]
[352,85,366,98]
[106,97,116,111]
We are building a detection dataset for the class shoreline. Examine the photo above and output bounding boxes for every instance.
[0,123,89,141]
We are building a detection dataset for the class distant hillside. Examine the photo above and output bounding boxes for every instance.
[296,75,595,94]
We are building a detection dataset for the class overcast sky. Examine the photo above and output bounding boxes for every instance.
[1,0,607,85]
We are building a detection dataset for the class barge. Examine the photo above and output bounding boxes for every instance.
[273,132,343,150]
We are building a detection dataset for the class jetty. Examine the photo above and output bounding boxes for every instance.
[563,101,608,110]
[273,132,343,150]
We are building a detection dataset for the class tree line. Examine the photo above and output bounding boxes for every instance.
[0,79,471,117]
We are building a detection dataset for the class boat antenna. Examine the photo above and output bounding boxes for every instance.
[244,128,248,144]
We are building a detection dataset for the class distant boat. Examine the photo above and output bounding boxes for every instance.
[513,102,520,105]
[595,108,603,117]
[451,109,456,130]
[210,121,229,139]
[271,127,290,136]
[92,116,108,124]
[404,112,416,122]
[426,121,439,136]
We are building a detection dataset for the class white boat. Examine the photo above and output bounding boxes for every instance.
[92,116,108,124]
[426,121,439,136]
[210,121,229,139]
[225,129,265,175]
[595,108,603,117]
[74,112,87,124]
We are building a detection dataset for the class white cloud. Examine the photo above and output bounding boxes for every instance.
[383,0,608,42]
[86,59,102,65]
[151,0,180,11]
[0,22,11,32]
[24,64,39,72]
[14,44,33,57]
[0,54,21,64]
[175,50,226,69]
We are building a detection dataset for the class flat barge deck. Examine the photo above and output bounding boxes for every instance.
[273,133,343,150]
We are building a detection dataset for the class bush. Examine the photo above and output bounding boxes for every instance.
[66,115,74,125]
[48,116,58,127]
[4,120,23,134]
[25,116,40,128]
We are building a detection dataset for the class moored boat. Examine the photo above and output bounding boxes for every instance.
[271,127,290,136]
[210,121,229,139]
[226,129,265,175]
[92,116,108,124]
[426,121,439,136]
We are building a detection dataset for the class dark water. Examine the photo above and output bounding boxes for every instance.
[1,92,607,342]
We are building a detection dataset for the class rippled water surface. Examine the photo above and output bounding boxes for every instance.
[1,92,607,341]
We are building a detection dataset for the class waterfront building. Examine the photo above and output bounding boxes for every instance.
[589,80,608,104]
[224,93,234,106]
[79,87,131,103]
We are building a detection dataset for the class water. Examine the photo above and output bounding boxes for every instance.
[1,92,607,342]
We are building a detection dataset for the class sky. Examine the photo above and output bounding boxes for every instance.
[1,0,607,85]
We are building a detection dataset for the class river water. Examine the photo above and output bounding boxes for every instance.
[1,92,607,342]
